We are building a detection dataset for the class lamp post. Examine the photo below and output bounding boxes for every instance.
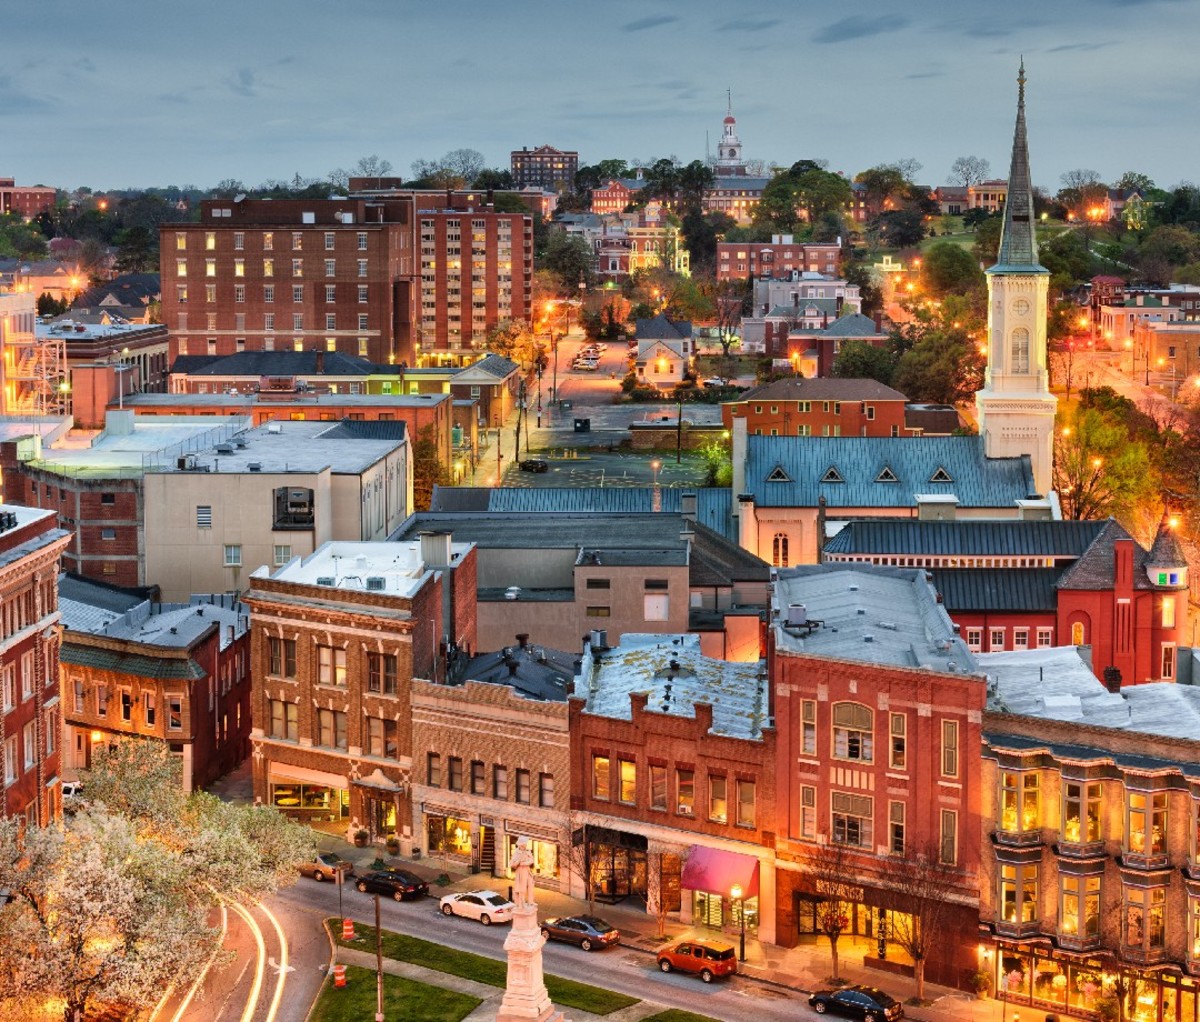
[114,363,134,410]
[730,883,746,963]
[651,459,661,487]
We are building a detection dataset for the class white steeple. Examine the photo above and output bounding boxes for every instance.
[974,59,1057,497]
[715,90,746,176]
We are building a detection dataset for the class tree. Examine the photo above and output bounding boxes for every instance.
[675,160,715,218]
[972,215,1004,264]
[1115,171,1155,195]
[806,841,859,982]
[1058,169,1107,220]
[353,154,393,180]
[831,340,895,385]
[948,156,991,189]
[540,231,594,293]
[854,164,909,208]
[920,241,984,299]
[700,277,750,357]
[472,167,514,190]
[872,208,926,248]
[114,225,156,273]
[37,293,69,317]
[1053,406,1156,520]
[413,422,450,512]
[882,842,963,1001]
[680,210,735,274]
[442,149,486,184]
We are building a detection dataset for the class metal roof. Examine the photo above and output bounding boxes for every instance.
[931,568,1059,612]
[824,519,1110,558]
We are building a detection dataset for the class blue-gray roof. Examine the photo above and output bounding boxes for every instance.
[932,569,1059,612]
[746,435,1035,508]
[824,519,1110,558]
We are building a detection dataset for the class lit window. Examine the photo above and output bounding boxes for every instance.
[832,702,873,762]
[317,645,347,687]
[1000,863,1038,923]
[832,791,873,847]
[592,754,610,800]
[709,774,727,823]
[1063,781,1102,843]
[676,768,694,815]
[999,771,1039,832]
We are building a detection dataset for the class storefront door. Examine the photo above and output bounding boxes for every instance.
[694,891,724,928]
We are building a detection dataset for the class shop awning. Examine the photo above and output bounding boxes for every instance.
[681,845,760,898]
[353,769,404,793]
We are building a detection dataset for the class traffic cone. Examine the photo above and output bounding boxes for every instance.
[333,964,347,988]
[342,917,356,941]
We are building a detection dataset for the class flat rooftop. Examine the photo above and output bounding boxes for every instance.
[580,633,767,740]
[123,392,449,408]
[61,588,248,650]
[263,538,473,598]
[771,564,979,675]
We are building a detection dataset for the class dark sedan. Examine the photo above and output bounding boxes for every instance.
[809,984,904,1020]
[354,869,429,902]
[539,915,620,951]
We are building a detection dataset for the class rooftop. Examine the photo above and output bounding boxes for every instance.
[60,587,248,650]
[123,392,449,409]
[261,538,472,598]
[579,633,768,740]
[460,643,579,702]
[771,564,979,675]
[734,377,907,404]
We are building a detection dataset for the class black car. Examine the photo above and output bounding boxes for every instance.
[809,985,903,1020]
[354,869,429,902]
[520,458,549,473]
[539,915,620,951]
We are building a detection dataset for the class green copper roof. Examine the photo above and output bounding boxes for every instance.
[990,59,1047,274]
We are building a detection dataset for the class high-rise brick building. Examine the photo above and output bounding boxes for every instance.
[510,146,578,193]
[159,194,532,368]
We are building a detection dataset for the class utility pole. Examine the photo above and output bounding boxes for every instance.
[374,895,384,1022]
[676,393,683,463]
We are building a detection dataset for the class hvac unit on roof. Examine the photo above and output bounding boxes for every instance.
[215,443,234,454]
[365,577,386,591]
[315,576,336,586]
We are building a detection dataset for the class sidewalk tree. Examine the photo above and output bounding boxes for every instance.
[806,840,858,983]
[881,842,962,1001]
[563,815,596,916]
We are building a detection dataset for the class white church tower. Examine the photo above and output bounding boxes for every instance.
[715,91,746,176]
[975,60,1057,497]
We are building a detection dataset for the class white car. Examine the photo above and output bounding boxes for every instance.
[439,890,516,925]
[702,377,727,388]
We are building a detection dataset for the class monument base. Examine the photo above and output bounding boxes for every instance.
[495,904,564,1021]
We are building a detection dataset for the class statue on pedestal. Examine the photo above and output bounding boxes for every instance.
[496,836,565,1022]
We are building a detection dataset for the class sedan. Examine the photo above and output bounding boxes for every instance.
[539,915,620,951]
[300,851,354,882]
[354,868,429,901]
[809,984,904,1020]
[440,890,515,925]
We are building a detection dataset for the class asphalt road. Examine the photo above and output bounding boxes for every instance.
[266,878,823,1022]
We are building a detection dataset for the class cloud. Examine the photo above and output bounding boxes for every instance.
[905,71,945,79]
[814,14,908,44]
[622,15,679,32]
[1046,41,1116,52]
[74,57,96,73]
[0,75,52,114]
[225,67,259,98]
[158,90,191,105]
[718,18,780,32]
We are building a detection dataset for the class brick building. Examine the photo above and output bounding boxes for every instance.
[0,178,56,219]
[244,534,477,842]
[769,565,986,987]
[590,178,646,215]
[0,506,71,826]
[568,634,777,937]
[58,577,251,792]
[716,238,842,282]
[720,378,909,438]
[510,146,578,193]
[159,195,532,368]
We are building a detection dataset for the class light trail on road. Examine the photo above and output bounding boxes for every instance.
[227,899,267,1022]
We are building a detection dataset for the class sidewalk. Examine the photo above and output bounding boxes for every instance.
[317,831,1013,1022]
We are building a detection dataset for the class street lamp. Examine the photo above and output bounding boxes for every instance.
[650,459,661,487]
[114,363,134,410]
[730,883,746,963]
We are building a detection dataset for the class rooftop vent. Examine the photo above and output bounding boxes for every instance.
[247,462,262,471]
[365,576,385,591]
[863,634,874,643]
[505,586,521,601]
[786,604,807,626]
[234,439,248,448]
[267,423,282,434]
[315,576,336,586]
[877,621,898,631]
[215,443,234,454]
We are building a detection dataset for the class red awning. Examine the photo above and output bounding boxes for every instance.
[680,845,760,898]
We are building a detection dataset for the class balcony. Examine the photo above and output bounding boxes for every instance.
[1056,930,1102,953]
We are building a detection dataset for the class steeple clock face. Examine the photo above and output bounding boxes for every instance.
[1012,298,1031,316]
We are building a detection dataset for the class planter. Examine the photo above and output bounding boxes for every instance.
[353,830,369,848]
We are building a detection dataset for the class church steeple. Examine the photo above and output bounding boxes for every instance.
[715,90,746,176]
[994,57,1042,270]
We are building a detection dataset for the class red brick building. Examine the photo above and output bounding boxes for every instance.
[769,565,986,988]
[0,506,71,825]
[510,145,578,193]
[590,178,645,215]
[716,238,842,282]
[0,178,56,219]
[58,578,251,792]
[159,195,531,368]
[721,377,909,438]
[245,534,477,842]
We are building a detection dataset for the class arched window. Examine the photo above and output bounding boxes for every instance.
[1071,621,1085,646]
[772,533,789,568]
[1010,327,1031,374]
[832,702,874,762]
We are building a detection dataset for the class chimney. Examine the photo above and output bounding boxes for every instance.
[1103,666,1123,693]
[680,492,697,521]
[315,349,324,373]
[516,633,529,648]
[419,530,452,567]
[873,311,883,331]
[505,656,519,677]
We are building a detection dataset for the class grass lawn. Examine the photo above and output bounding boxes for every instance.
[333,921,638,1015]
[310,964,480,1022]
[639,1011,724,1022]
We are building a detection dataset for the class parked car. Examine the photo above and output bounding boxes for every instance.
[539,915,620,951]
[61,781,83,798]
[439,890,516,925]
[354,868,429,901]
[809,984,904,1020]
[520,458,549,473]
[656,939,738,982]
[300,851,355,882]
[701,377,727,388]
[573,361,598,371]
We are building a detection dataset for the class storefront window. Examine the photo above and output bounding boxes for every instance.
[999,771,1039,832]
[506,835,557,880]
[1127,791,1167,857]
[1031,958,1068,1007]
[1191,896,1200,964]
[270,781,347,818]
[427,815,473,857]
[1062,781,1102,843]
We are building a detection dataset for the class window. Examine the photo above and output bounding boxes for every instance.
[234,258,245,277]
[357,232,368,251]
[71,678,83,713]
[1010,327,1031,374]
[1163,597,1176,628]
[264,258,274,277]
[586,606,610,617]
[515,769,530,804]
[801,699,816,755]
[19,653,32,700]
[205,258,215,277]
[999,771,1040,832]
[205,283,216,302]
[1127,791,1167,856]
[1037,627,1053,648]
[177,284,188,304]
[97,683,108,717]
[832,702,873,762]
[772,532,789,568]
[45,709,56,755]
[427,752,441,786]
[940,810,958,864]
[234,284,245,303]
[1061,875,1100,940]
[493,765,508,800]
[1063,781,1102,843]
[446,756,463,791]
[366,717,397,758]
[101,528,116,541]
[357,259,368,278]
[990,628,1005,651]
[317,709,347,749]
[292,259,303,278]
[167,696,182,730]
[268,637,297,678]
[22,720,36,768]
[1162,644,1177,680]
[539,773,554,808]
[325,286,336,305]
[592,755,610,800]
[273,544,292,566]
[263,232,274,250]
[367,652,398,695]
[357,313,368,330]
[966,627,982,652]
[865,405,875,420]
[268,699,297,740]
[832,792,873,847]
[643,591,669,621]
[619,760,636,804]
[890,712,906,769]
[1000,863,1038,923]
[585,578,610,590]
[358,285,368,303]
[1124,886,1166,953]
[292,285,303,303]
[709,775,727,823]
[677,768,694,815]
[205,231,216,250]
[223,544,242,567]
[317,645,347,687]
[890,801,905,853]
[3,736,15,784]
[324,232,335,251]
[800,785,816,838]
[120,690,132,722]
[941,719,959,777]
[175,232,187,250]
[736,779,755,827]
[1013,628,1029,650]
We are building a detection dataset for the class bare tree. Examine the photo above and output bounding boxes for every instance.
[881,842,964,1001]
[948,155,991,189]
[442,148,486,184]
[563,814,596,915]
[353,154,393,179]
[647,851,681,938]
[806,840,860,982]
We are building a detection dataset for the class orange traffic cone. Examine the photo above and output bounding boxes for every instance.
[341,917,356,941]
[333,964,347,988]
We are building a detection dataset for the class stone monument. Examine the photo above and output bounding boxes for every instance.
[496,836,565,1022]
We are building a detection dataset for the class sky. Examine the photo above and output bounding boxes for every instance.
[5,0,1199,195]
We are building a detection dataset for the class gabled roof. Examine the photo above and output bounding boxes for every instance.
[75,273,161,307]
[824,519,1111,558]
[689,521,770,586]
[1055,518,1151,591]
[455,353,519,380]
[746,435,1035,508]
[766,299,839,318]
[636,314,692,341]
[821,312,886,338]
[734,377,907,404]
[169,351,378,378]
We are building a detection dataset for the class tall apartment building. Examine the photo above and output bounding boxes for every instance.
[0,178,56,220]
[510,146,578,193]
[0,506,72,826]
[159,195,532,368]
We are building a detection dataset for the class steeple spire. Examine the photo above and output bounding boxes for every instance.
[727,88,732,115]
[994,57,1042,269]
